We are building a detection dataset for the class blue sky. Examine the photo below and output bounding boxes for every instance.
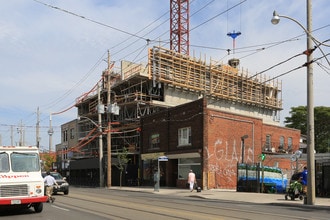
[0,0,329,150]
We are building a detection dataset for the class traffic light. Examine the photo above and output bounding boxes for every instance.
[260,153,266,161]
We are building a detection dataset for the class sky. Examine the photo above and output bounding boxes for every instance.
[0,0,329,151]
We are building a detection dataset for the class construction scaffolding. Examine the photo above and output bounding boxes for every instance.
[148,46,282,110]
[74,45,283,159]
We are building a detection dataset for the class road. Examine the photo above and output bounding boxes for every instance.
[1,187,329,220]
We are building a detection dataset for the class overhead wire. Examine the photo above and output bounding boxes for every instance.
[263,52,330,84]
[248,50,308,79]
[32,0,149,41]
[27,1,329,137]
[316,61,330,75]
[42,50,108,111]
[190,0,247,32]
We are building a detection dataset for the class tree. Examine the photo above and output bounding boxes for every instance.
[284,106,330,153]
[40,153,56,171]
[284,106,308,135]
[114,147,130,187]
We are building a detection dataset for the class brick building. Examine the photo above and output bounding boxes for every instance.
[141,98,300,190]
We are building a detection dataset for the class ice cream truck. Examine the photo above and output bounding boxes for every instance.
[0,146,47,213]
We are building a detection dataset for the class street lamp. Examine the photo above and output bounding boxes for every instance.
[271,0,315,205]
[241,135,248,164]
[78,115,104,188]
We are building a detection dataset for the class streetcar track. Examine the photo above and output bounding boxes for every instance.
[53,190,328,220]
[56,195,206,220]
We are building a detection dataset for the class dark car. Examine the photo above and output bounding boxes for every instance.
[42,171,69,195]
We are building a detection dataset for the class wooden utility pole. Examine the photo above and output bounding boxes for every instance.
[36,107,40,148]
[10,125,14,146]
[18,120,24,146]
[106,50,112,188]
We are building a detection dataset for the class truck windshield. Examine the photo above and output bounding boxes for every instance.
[11,152,40,172]
[0,152,10,172]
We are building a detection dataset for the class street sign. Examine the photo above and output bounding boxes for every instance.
[158,156,168,161]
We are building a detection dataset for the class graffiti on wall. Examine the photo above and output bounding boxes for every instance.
[205,138,254,187]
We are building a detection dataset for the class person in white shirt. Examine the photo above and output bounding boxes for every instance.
[187,170,196,192]
[43,171,59,203]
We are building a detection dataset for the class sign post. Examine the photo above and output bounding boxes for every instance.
[155,156,168,192]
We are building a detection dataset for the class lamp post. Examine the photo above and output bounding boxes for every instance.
[241,135,248,164]
[271,0,315,205]
[78,115,104,188]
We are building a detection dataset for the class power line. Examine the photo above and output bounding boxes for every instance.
[190,0,247,32]
[32,0,149,41]
[249,51,306,79]
[263,53,330,84]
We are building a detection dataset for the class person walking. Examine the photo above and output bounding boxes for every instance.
[43,171,58,203]
[301,166,308,194]
[187,170,196,192]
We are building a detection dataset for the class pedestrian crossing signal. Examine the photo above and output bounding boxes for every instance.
[260,153,266,161]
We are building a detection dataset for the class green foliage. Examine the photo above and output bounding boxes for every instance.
[115,147,131,187]
[40,153,56,171]
[284,106,330,153]
[284,106,307,134]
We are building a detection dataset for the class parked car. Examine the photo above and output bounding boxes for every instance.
[42,171,69,195]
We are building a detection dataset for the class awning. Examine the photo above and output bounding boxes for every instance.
[167,152,200,159]
[141,152,165,160]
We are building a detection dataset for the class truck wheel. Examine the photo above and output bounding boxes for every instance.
[34,203,43,213]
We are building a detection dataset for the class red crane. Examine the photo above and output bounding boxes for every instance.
[170,0,190,55]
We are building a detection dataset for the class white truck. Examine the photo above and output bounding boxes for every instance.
[0,146,48,213]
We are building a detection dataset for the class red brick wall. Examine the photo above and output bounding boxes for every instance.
[141,98,301,190]
[204,109,301,189]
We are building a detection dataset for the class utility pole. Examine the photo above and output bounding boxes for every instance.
[271,0,315,204]
[36,107,40,148]
[306,0,315,205]
[106,50,112,188]
[10,125,14,146]
[17,120,24,146]
[98,83,104,187]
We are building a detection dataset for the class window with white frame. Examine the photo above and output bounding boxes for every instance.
[63,130,68,142]
[178,127,191,146]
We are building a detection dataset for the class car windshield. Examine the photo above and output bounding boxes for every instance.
[51,173,63,180]
[11,152,40,172]
[0,152,10,172]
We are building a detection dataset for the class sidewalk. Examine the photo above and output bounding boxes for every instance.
[109,186,330,209]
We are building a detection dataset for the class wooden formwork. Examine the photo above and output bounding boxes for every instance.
[148,46,282,110]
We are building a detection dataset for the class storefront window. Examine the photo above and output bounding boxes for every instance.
[178,157,201,180]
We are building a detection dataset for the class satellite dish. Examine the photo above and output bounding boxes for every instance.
[290,154,297,162]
